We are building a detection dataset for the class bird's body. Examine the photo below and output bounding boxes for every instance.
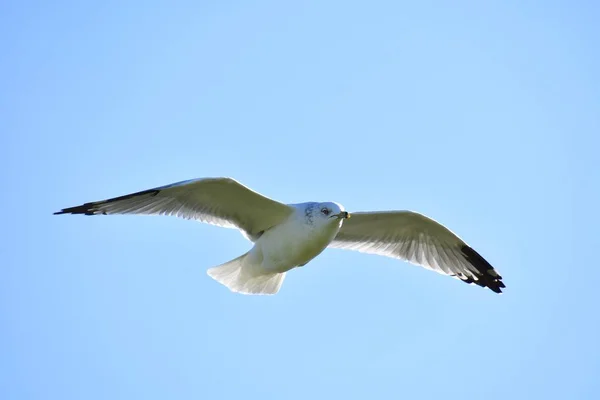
[254,202,344,273]
[55,177,505,295]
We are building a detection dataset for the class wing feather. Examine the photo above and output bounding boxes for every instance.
[330,211,504,293]
[54,177,293,239]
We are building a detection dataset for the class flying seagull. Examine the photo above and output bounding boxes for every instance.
[54,177,504,295]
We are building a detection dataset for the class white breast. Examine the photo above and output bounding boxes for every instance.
[255,210,342,273]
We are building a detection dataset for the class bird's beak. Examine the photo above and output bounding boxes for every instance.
[336,211,350,219]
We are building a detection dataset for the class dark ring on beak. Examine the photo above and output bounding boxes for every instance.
[330,211,350,219]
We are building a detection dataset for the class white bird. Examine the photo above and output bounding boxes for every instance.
[54,177,504,295]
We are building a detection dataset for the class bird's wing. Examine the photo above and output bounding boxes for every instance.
[54,177,294,238]
[330,211,504,293]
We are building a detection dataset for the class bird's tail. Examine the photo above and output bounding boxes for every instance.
[207,252,285,295]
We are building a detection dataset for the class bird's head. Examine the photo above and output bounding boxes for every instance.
[316,202,350,223]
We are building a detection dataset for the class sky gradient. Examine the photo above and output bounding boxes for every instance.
[2,1,598,399]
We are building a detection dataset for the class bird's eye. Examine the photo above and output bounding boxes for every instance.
[321,208,330,216]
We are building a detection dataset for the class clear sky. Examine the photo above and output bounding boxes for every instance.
[2,1,598,399]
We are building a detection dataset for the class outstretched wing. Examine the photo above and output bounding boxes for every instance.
[54,177,294,239]
[330,211,504,293]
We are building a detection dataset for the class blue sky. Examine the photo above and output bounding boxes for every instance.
[2,1,598,399]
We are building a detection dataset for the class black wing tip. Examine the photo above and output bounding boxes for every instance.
[53,203,103,215]
[460,245,505,294]
[53,188,161,216]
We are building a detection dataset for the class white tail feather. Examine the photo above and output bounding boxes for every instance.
[207,253,285,295]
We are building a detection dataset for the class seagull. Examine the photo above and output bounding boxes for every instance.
[54,177,504,295]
